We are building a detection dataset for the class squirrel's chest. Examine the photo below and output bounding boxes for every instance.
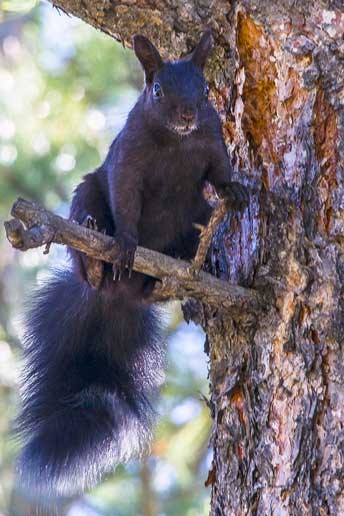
[139,146,208,249]
[143,145,207,201]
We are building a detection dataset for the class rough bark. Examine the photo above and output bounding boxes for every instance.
[34,1,344,514]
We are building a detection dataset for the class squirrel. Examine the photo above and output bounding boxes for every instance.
[15,31,248,496]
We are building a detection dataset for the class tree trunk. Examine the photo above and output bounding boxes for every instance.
[50,1,344,514]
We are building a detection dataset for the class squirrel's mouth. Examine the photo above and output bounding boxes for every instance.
[169,123,198,136]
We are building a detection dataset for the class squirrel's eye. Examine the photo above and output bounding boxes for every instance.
[153,83,163,98]
[204,84,210,97]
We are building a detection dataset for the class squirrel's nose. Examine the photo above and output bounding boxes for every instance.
[181,110,195,124]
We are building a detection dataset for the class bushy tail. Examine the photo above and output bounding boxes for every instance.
[15,270,164,496]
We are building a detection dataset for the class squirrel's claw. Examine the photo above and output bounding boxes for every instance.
[113,232,137,281]
[83,215,98,231]
[113,267,122,281]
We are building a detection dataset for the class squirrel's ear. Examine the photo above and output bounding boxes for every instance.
[190,30,214,69]
[133,35,164,84]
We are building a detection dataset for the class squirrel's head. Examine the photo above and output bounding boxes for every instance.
[133,31,213,137]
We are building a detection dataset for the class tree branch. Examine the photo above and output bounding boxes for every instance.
[191,201,230,274]
[4,198,260,313]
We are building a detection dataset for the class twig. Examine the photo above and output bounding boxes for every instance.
[191,200,229,274]
[4,198,260,312]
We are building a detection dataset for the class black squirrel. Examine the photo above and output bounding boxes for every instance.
[16,31,248,495]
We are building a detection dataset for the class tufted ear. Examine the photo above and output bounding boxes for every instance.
[133,35,164,84]
[190,30,214,69]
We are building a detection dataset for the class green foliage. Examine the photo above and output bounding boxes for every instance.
[0,6,140,219]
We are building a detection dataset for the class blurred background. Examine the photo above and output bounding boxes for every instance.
[0,1,212,515]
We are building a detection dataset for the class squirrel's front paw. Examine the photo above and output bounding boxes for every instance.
[219,182,249,212]
[113,232,138,281]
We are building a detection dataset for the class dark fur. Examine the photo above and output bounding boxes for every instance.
[17,271,163,495]
[16,31,248,495]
